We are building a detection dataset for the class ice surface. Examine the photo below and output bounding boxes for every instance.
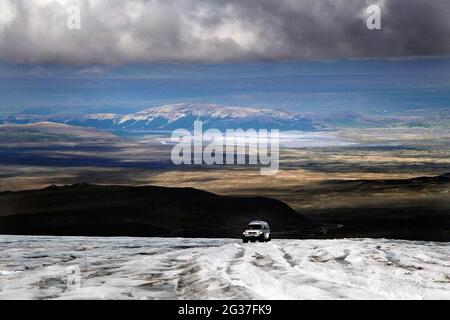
[0,236,449,300]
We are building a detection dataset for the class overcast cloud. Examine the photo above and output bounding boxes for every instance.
[0,0,449,64]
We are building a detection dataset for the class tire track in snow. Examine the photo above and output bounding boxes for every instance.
[175,242,253,299]
[277,242,379,299]
[233,242,377,299]
[225,242,343,299]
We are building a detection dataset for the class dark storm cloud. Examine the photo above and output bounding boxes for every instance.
[0,0,449,64]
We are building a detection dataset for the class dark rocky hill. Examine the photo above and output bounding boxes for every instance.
[0,183,316,238]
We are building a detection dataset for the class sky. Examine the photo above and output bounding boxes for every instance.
[1,0,450,63]
[0,0,449,115]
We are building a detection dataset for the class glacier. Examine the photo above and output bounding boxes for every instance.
[0,236,449,300]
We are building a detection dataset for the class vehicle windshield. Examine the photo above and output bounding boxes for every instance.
[247,224,262,230]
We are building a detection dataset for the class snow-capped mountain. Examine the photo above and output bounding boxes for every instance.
[1,104,325,131]
[81,103,321,131]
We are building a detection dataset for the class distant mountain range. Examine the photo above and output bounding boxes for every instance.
[0,103,327,132]
[1,103,448,133]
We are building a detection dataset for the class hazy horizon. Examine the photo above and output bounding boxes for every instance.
[1,57,450,116]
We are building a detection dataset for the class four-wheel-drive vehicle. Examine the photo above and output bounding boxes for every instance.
[242,221,271,243]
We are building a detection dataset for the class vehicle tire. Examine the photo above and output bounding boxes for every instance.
[242,238,249,243]
[267,234,271,242]
[258,235,265,242]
